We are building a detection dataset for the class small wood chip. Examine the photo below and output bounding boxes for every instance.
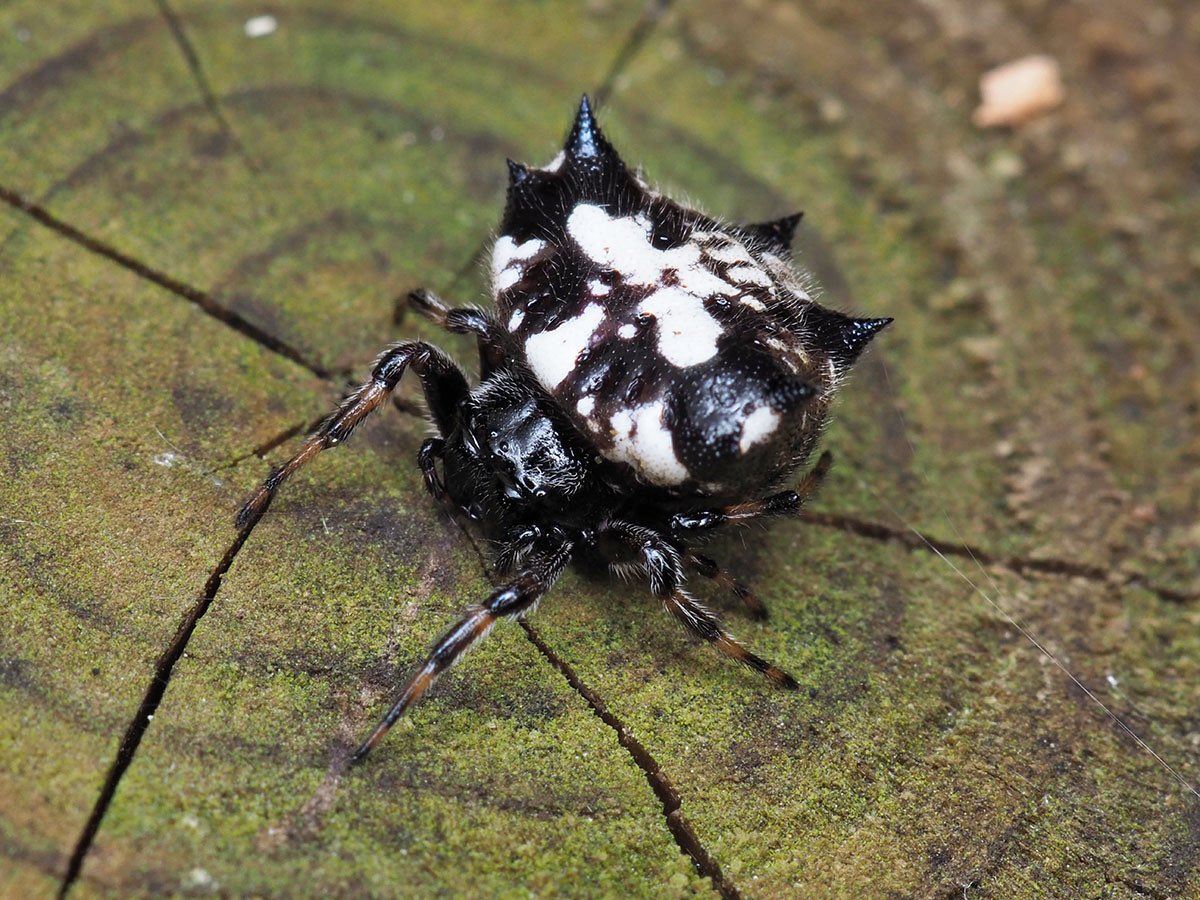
[973,55,1065,128]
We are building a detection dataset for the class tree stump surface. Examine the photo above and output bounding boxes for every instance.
[2,1,1198,896]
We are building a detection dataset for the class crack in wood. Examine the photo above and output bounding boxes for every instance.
[801,510,1197,605]
[1109,873,1170,900]
[0,183,333,380]
[449,502,741,894]
[151,0,257,172]
[57,505,270,897]
[519,620,742,900]
[212,394,428,474]
[210,420,310,472]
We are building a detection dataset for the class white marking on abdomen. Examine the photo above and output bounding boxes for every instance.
[566,203,735,299]
[640,286,723,367]
[491,235,545,292]
[524,303,606,390]
[566,203,745,368]
[495,267,522,292]
[739,406,781,453]
[706,241,754,265]
[728,264,772,287]
[607,401,689,485]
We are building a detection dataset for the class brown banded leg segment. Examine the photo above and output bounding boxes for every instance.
[662,590,798,689]
[670,450,833,535]
[601,522,797,690]
[686,552,768,620]
[235,341,468,528]
[351,538,574,763]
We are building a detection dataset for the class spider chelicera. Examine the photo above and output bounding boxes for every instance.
[236,96,889,762]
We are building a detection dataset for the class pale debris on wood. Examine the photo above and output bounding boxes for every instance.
[244,14,278,38]
[973,54,1065,128]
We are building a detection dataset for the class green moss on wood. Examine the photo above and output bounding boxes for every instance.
[2,0,1197,896]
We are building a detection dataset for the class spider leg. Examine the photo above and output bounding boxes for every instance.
[417,437,446,500]
[601,522,797,689]
[352,537,574,762]
[494,524,545,576]
[236,341,468,528]
[670,450,833,535]
[664,588,797,688]
[408,288,509,375]
[686,552,768,620]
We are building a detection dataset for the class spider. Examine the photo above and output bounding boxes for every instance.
[236,96,890,762]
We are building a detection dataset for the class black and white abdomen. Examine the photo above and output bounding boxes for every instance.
[491,111,888,500]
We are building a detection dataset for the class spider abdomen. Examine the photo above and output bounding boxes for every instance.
[492,103,886,498]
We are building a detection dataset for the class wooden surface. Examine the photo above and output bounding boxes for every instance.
[2,1,1198,896]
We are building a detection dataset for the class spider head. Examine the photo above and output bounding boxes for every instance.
[447,372,608,524]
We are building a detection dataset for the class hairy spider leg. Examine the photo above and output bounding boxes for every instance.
[352,537,575,763]
[408,288,509,376]
[235,341,469,529]
[494,525,548,576]
[686,552,769,620]
[601,522,799,689]
[670,450,833,535]
[417,437,446,499]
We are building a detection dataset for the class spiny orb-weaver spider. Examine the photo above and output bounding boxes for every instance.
[237,96,890,762]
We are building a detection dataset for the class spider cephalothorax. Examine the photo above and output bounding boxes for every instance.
[237,96,890,761]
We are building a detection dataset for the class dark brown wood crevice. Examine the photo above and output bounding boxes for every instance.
[151,0,257,172]
[0,183,332,380]
[57,507,269,897]
[519,620,743,900]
